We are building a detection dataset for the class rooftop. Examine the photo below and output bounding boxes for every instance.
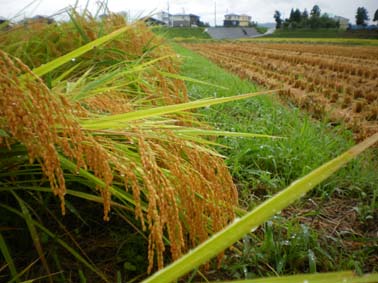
[172,14,199,17]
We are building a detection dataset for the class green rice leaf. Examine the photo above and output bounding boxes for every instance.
[158,70,228,89]
[81,90,278,130]
[59,155,146,212]
[8,258,40,283]
[72,55,174,101]
[12,192,52,281]
[2,186,134,212]
[175,129,281,139]
[0,129,9,137]
[51,62,82,87]
[68,12,90,43]
[0,233,19,282]
[32,25,132,77]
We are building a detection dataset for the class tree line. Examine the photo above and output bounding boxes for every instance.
[274,5,378,29]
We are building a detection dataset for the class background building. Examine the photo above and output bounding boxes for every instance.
[172,14,200,27]
[224,14,251,27]
[333,15,349,30]
[155,11,172,26]
[224,14,240,27]
[239,14,252,26]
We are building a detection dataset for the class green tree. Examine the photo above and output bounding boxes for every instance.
[373,9,378,24]
[293,8,302,23]
[289,8,295,21]
[356,7,369,26]
[273,10,283,28]
[302,9,309,20]
[321,13,338,28]
[310,5,321,18]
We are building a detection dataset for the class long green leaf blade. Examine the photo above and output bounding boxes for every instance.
[12,192,52,282]
[81,90,278,130]
[0,233,19,282]
[143,133,378,283]
[175,129,281,139]
[32,25,132,77]
[158,70,228,89]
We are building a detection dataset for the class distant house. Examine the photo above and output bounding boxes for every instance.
[155,11,172,26]
[239,14,252,27]
[155,11,201,27]
[171,14,200,27]
[224,14,240,27]
[334,16,349,30]
[224,14,251,27]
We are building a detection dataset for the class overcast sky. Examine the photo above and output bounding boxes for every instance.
[0,0,377,25]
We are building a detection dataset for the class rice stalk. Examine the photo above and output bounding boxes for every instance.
[0,12,255,275]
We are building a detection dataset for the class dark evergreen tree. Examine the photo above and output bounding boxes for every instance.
[310,5,321,18]
[273,10,283,28]
[281,4,338,29]
[355,7,369,26]
[289,9,295,22]
[373,9,378,23]
[293,9,302,23]
[302,9,309,20]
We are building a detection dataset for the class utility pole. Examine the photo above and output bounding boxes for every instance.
[214,1,217,27]
[167,1,171,26]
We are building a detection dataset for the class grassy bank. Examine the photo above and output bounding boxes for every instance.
[174,43,378,278]
[152,26,211,39]
[254,25,268,34]
[267,28,378,39]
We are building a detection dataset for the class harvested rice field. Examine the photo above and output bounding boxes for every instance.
[184,42,378,141]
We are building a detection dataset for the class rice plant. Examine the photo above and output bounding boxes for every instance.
[0,8,266,281]
[1,4,377,283]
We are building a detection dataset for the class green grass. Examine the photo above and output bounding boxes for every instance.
[254,26,268,34]
[152,26,211,39]
[173,43,378,278]
[267,28,378,39]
